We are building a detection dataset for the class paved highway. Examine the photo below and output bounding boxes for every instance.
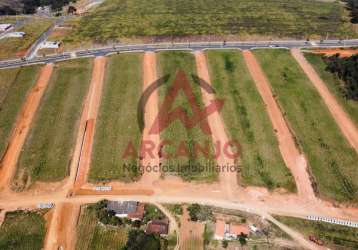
[0,39,357,69]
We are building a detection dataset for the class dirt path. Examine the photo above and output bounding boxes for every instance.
[179,205,204,250]
[74,57,107,190]
[308,49,358,57]
[242,50,315,200]
[43,203,80,250]
[291,48,358,153]
[0,64,53,191]
[139,52,161,185]
[194,51,238,199]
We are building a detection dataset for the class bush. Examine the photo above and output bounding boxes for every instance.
[187,204,213,222]
[324,54,358,101]
[124,229,162,250]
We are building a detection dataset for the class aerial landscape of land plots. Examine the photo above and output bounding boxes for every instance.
[0,17,53,59]
[254,49,358,202]
[12,59,92,190]
[60,0,356,47]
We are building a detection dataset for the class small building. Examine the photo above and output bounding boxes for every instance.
[41,41,62,49]
[4,32,25,38]
[107,201,145,221]
[214,220,249,240]
[146,219,169,236]
[0,24,13,32]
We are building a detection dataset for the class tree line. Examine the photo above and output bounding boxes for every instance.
[325,54,358,101]
[0,0,76,15]
[344,0,358,23]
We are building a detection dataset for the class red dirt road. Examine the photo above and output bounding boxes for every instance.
[179,205,204,250]
[194,51,237,199]
[140,52,161,185]
[291,48,358,153]
[43,203,80,250]
[0,64,53,191]
[242,50,315,200]
[309,49,358,57]
[74,57,107,190]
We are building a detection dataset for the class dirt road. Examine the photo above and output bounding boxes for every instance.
[74,57,107,190]
[291,48,358,153]
[179,205,204,250]
[139,52,161,185]
[0,64,53,191]
[308,49,358,57]
[242,50,315,200]
[43,203,80,250]
[194,51,238,199]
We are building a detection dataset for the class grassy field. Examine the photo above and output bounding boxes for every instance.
[63,0,355,45]
[0,66,41,158]
[206,50,295,191]
[254,49,358,202]
[89,53,143,182]
[0,18,53,60]
[76,206,128,250]
[304,53,358,125]
[276,216,358,250]
[157,51,217,182]
[0,210,46,250]
[15,59,92,187]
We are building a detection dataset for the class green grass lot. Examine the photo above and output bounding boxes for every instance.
[15,59,92,188]
[254,49,358,202]
[157,51,217,182]
[0,18,53,60]
[0,66,41,158]
[64,0,355,45]
[0,210,46,250]
[276,216,358,250]
[304,53,358,125]
[89,53,143,182]
[76,207,128,250]
[206,50,295,192]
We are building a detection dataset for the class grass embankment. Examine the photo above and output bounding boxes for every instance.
[64,0,355,45]
[276,216,358,250]
[15,59,92,187]
[0,66,41,158]
[0,18,53,60]
[206,50,295,191]
[76,207,128,250]
[157,51,217,182]
[254,49,358,202]
[89,53,143,182]
[304,53,358,125]
[0,210,46,250]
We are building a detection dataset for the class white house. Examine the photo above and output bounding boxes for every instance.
[0,24,13,32]
[41,41,62,49]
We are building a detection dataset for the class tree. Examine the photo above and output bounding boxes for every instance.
[239,233,248,246]
[222,240,228,248]
[124,230,161,250]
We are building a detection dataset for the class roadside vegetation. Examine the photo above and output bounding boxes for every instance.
[0,0,76,14]
[206,50,295,191]
[0,66,41,158]
[254,49,358,202]
[14,59,92,189]
[90,53,143,182]
[304,53,358,124]
[0,18,53,60]
[157,51,217,182]
[276,216,358,250]
[64,0,355,46]
[0,210,46,250]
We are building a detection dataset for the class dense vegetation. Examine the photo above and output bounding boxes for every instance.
[124,230,165,250]
[325,54,358,101]
[0,210,46,250]
[0,0,76,15]
[344,0,358,23]
[187,204,213,222]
